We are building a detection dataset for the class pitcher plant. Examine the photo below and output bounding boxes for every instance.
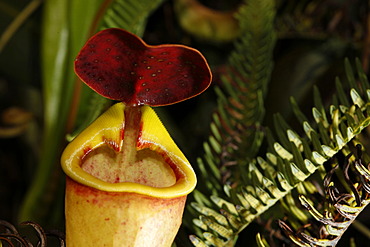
[61,28,212,246]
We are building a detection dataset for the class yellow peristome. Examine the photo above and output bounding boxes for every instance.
[61,102,197,198]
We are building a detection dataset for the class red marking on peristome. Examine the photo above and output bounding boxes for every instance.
[137,121,143,143]
[120,127,125,142]
[81,147,92,161]
[103,137,121,152]
[137,141,184,181]
[67,177,187,208]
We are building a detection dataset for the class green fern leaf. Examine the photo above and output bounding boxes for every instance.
[280,149,370,246]
[189,0,276,244]
[190,58,370,246]
[194,0,276,189]
[100,0,165,35]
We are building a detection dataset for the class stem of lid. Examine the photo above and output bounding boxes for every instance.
[118,105,142,165]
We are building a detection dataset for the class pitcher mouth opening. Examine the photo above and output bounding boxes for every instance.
[61,103,196,198]
[81,144,179,188]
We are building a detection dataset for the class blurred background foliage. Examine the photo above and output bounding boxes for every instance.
[0,0,369,246]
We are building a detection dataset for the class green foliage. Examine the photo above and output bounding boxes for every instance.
[193,0,276,195]
[190,0,277,244]
[187,0,370,246]
[280,147,370,246]
[17,0,165,224]
[19,0,94,224]
[100,0,164,35]
[1,0,370,246]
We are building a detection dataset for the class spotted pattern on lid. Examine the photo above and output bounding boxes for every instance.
[75,28,212,106]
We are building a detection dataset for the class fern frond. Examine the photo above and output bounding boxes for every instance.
[190,58,370,246]
[280,146,370,246]
[100,0,165,35]
[222,0,276,160]
[194,0,276,192]
[275,0,365,41]
[189,0,276,244]
[256,233,270,247]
